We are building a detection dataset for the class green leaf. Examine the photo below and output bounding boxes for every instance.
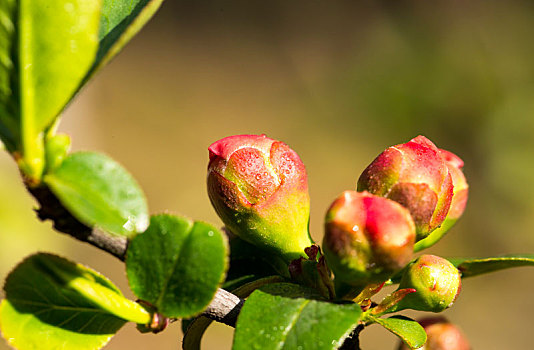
[0,0,18,152]
[371,316,426,350]
[19,0,102,178]
[44,151,149,237]
[233,283,362,350]
[126,214,228,318]
[182,276,285,350]
[88,0,165,78]
[449,254,534,278]
[0,253,148,350]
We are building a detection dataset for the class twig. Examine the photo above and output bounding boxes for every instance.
[28,185,244,326]
[339,324,364,350]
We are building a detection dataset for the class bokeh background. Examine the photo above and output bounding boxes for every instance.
[2,0,534,348]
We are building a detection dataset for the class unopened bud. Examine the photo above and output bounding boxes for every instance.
[357,136,454,240]
[415,150,469,251]
[207,134,313,262]
[323,191,415,286]
[396,255,461,313]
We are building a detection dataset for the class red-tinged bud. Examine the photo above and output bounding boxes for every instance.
[415,150,469,251]
[398,317,470,350]
[439,149,468,221]
[396,255,461,313]
[357,136,454,240]
[207,134,313,262]
[323,191,416,287]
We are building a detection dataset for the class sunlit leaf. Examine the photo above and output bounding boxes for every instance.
[0,0,18,151]
[126,214,228,318]
[44,151,149,237]
[19,0,101,178]
[372,315,426,350]
[449,254,534,278]
[88,0,165,77]
[0,253,145,350]
[182,276,285,350]
[233,283,361,350]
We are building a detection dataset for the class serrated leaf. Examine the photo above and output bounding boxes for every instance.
[44,151,149,237]
[126,214,228,318]
[182,276,285,350]
[19,0,102,178]
[0,253,141,350]
[372,316,426,350]
[88,0,164,78]
[449,254,534,278]
[233,283,362,350]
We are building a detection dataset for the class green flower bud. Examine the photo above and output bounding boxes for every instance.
[207,134,313,262]
[323,191,415,287]
[357,136,454,240]
[396,255,461,312]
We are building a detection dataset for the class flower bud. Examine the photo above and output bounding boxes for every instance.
[207,134,313,262]
[398,317,470,350]
[415,150,469,251]
[396,255,461,313]
[323,191,416,286]
[439,149,468,221]
[357,136,454,240]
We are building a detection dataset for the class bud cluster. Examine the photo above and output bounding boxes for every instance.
[206,134,467,312]
[322,135,467,307]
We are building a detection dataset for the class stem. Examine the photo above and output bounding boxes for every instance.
[28,184,362,348]
[28,184,244,326]
[339,324,364,350]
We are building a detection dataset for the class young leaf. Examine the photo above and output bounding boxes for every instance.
[233,283,362,350]
[449,254,534,278]
[44,151,149,237]
[0,253,146,350]
[370,288,416,316]
[88,0,165,78]
[126,214,228,318]
[19,0,102,178]
[371,316,426,350]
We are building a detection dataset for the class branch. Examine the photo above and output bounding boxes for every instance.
[28,185,244,327]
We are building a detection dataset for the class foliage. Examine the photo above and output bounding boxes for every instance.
[1,2,533,350]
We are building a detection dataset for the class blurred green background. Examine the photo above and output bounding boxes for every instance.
[2,0,534,348]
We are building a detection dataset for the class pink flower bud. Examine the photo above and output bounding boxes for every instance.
[207,134,313,262]
[396,255,461,313]
[323,191,416,286]
[357,136,454,240]
[398,317,470,350]
[439,149,468,221]
[414,150,469,251]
